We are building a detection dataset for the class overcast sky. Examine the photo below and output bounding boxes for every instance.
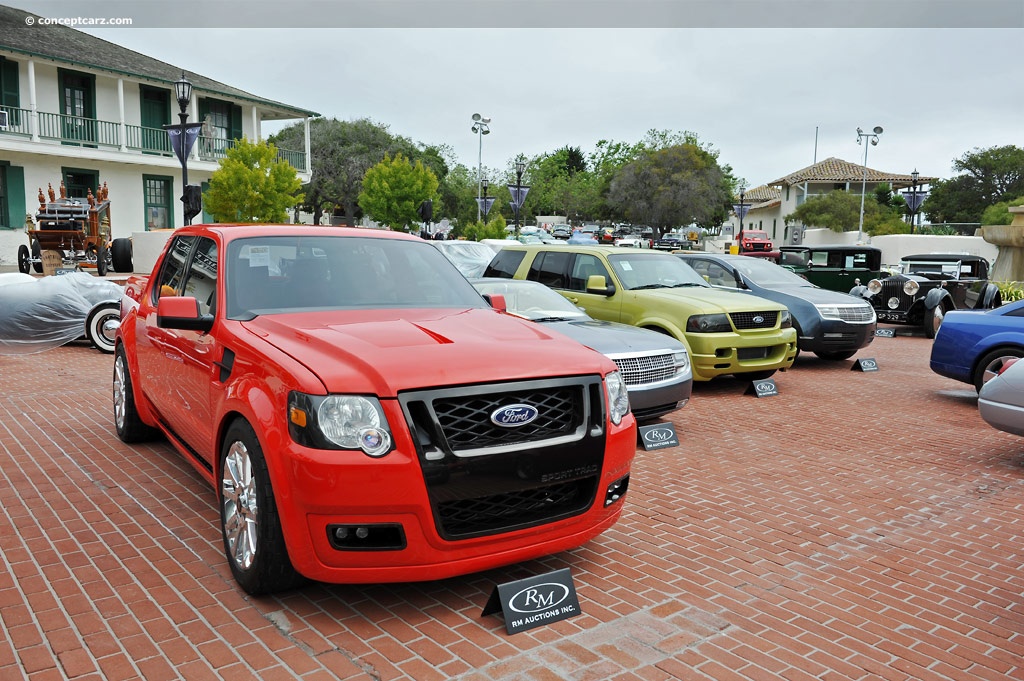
[11,1,1024,189]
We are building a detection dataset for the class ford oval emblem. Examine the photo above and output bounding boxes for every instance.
[753,315,764,324]
[490,403,539,427]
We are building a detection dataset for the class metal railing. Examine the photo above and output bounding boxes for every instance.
[0,106,307,171]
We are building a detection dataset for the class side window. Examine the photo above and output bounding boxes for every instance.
[181,237,218,316]
[482,249,526,279]
[528,251,571,288]
[153,236,195,302]
[706,263,737,288]
[811,251,829,267]
[568,254,610,292]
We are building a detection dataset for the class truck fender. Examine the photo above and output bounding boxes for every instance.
[924,288,952,310]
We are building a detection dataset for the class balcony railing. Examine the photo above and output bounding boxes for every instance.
[0,104,307,171]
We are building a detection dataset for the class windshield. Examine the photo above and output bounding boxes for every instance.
[471,279,589,321]
[226,235,487,319]
[608,253,710,290]
[728,256,815,287]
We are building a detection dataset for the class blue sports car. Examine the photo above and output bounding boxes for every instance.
[929,298,1024,392]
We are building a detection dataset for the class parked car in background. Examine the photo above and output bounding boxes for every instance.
[851,253,1002,338]
[115,224,637,594]
[483,244,798,381]
[471,278,692,421]
[567,230,599,245]
[551,224,572,239]
[678,253,876,360]
[929,298,1024,391]
[430,240,497,278]
[779,245,885,292]
[737,229,773,254]
[614,236,647,248]
[654,232,686,251]
[978,358,1024,437]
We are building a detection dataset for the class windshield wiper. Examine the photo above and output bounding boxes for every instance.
[630,284,667,290]
[668,283,703,288]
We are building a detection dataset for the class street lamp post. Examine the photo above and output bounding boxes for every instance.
[513,162,525,238]
[738,183,747,234]
[856,125,883,243]
[909,168,920,234]
[163,72,204,226]
[471,113,490,223]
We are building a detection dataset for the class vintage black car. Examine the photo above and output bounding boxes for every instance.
[779,245,886,293]
[850,253,1002,338]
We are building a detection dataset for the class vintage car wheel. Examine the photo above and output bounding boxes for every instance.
[814,350,856,361]
[220,419,304,595]
[113,348,158,443]
[85,302,119,354]
[973,348,1024,393]
[924,305,946,339]
[17,244,31,274]
[110,238,133,273]
[31,239,43,273]
[96,244,109,277]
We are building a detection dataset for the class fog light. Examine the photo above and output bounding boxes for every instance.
[327,523,406,551]
[604,475,630,507]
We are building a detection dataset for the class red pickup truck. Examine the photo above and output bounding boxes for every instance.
[113,224,636,594]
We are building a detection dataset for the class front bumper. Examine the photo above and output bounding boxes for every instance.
[685,329,798,381]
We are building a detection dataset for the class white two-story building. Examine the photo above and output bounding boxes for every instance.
[0,3,316,265]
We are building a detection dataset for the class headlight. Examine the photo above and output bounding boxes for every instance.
[816,304,840,319]
[867,279,882,294]
[903,279,920,296]
[605,371,630,426]
[780,310,792,328]
[686,313,731,333]
[288,392,393,456]
[672,350,690,373]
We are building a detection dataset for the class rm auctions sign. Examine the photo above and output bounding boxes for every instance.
[481,568,582,634]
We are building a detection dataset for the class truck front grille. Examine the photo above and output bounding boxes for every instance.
[612,352,679,386]
[730,311,779,330]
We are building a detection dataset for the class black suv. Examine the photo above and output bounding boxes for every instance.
[850,253,1002,338]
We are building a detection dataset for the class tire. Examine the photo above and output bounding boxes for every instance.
[31,239,43,273]
[17,244,31,274]
[220,419,304,595]
[96,244,108,276]
[111,238,133,273]
[85,302,119,354]
[814,350,856,361]
[113,348,158,443]
[743,369,777,380]
[973,347,1024,393]
[924,304,946,339]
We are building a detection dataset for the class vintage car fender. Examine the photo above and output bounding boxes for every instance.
[924,287,952,310]
[981,283,1002,308]
[849,284,870,298]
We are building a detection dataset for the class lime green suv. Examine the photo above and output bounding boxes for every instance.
[484,245,797,381]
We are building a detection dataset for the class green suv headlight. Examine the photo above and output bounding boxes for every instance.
[780,310,792,328]
[686,313,731,333]
[605,371,630,425]
[288,392,393,456]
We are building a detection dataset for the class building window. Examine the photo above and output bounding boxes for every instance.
[144,175,173,230]
[198,97,241,158]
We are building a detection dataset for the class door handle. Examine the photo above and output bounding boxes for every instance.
[567,296,579,303]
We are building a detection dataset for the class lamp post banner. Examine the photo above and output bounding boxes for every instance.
[476,197,496,216]
[904,192,928,213]
[164,122,204,165]
[507,185,530,209]
[733,203,751,220]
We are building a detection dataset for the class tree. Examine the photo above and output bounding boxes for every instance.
[357,153,439,230]
[607,143,730,232]
[785,189,907,236]
[204,137,303,223]
[922,145,1024,224]
[980,195,1024,225]
[269,118,421,225]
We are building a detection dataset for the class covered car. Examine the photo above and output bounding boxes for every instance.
[429,240,497,278]
[0,271,123,355]
[471,277,692,421]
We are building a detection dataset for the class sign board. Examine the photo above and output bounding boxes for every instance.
[482,568,581,635]
[745,378,778,398]
[874,328,895,337]
[852,358,879,372]
[54,268,78,276]
[40,250,64,276]
[638,423,679,451]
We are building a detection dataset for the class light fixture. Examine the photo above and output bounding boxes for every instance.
[471,113,491,222]
[855,126,884,243]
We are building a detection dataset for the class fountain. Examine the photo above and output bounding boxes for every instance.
[979,206,1024,282]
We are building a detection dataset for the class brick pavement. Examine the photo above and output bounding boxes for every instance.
[0,330,1022,680]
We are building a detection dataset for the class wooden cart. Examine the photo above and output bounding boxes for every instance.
[17,181,133,276]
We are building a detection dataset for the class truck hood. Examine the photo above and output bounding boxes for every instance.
[241,307,613,396]
[635,286,787,314]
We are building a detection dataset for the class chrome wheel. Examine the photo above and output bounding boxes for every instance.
[113,353,128,432]
[927,305,945,338]
[222,440,259,571]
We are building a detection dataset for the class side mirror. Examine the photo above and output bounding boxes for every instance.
[586,274,615,297]
[157,296,214,333]
[483,293,507,313]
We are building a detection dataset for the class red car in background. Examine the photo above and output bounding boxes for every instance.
[738,229,773,253]
[113,224,636,594]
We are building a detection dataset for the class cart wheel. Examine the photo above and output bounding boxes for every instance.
[17,244,31,274]
[31,239,43,273]
[111,238,133,273]
[96,244,108,276]
[85,302,119,354]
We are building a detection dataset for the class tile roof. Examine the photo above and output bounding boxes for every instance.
[0,4,318,118]
[736,185,781,203]
[768,157,937,189]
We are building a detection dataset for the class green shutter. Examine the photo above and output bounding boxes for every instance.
[4,165,25,230]
[198,97,209,121]
[1,57,19,108]
[230,104,242,141]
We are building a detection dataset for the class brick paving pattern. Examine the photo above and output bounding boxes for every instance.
[0,330,1021,680]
